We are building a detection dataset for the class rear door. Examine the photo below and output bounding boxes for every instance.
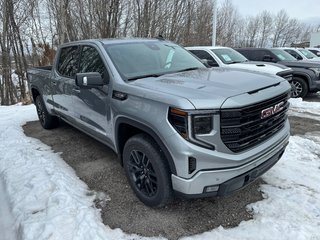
[72,44,112,142]
[52,45,79,121]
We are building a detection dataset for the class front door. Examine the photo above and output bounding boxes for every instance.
[72,45,112,142]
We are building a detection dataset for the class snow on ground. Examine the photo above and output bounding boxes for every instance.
[289,98,320,121]
[0,105,159,240]
[0,100,320,240]
[0,177,17,240]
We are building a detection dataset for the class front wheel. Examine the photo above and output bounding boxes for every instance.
[123,133,173,207]
[291,77,308,98]
[35,95,59,129]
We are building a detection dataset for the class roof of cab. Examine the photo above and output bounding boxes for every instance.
[60,38,168,47]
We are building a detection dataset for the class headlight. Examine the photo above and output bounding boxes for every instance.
[168,108,189,139]
[309,67,320,77]
[193,115,213,134]
[168,107,215,149]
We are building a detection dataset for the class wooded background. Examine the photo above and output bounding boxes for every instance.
[1,0,319,105]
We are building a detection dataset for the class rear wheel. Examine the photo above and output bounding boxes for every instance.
[35,95,59,129]
[291,77,308,98]
[123,133,172,207]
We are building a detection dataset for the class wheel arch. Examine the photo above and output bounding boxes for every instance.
[292,73,311,90]
[115,117,177,175]
[31,86,41,103]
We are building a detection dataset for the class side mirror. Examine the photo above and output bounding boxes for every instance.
[75,72,104,88]
[201,59,219,68]
[296,55,303,60]
[76,72,105,88]
[207,60,219,67]
[263,55,273,62]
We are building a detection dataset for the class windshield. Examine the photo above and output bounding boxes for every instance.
[104,41,205,80]
[270,49,297,61]
[298,49,318,59]
[211,48,248,64]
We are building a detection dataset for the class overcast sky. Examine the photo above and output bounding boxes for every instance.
[231,0,320,25]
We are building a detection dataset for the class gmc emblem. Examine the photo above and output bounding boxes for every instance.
[261,101,284,119]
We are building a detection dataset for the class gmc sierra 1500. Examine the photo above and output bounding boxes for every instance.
[28,39,291,207]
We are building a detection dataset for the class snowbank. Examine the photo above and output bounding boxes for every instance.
[0,105,160,240]
[289,98,320,120]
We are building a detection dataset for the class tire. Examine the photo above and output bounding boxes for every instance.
[291,77,308,98]
[123,133,173,207]
[35,95,59,129]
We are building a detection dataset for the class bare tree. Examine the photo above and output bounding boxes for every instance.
[272,10,289,47]
[257,11,273,47]
[1,0,318,105]
[216,0,242,47]
[244,15,261,47]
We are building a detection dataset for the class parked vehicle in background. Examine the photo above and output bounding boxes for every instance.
[186,46,293,82]
[307,48,320,57]
[235,48,320,98]
[27,38,291,207]
[310,32,320,48]
[276,47,320,62]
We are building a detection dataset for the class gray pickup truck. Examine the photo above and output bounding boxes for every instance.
[28,39,291,207]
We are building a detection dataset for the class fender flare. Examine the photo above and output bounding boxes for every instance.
[292,71,312,89]
[115,117,177,175]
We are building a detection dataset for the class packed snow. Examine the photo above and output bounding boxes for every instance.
[0,99,320,240]
[289,98,320,121]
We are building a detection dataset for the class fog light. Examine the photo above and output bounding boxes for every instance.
[204,185,219,193]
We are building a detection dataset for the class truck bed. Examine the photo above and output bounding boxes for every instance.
[27,66,53,89]
[32,66,53,71]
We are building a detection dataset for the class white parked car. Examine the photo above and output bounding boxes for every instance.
[307,48,320,57]
[277,47,320,62]
[186,46,293,81]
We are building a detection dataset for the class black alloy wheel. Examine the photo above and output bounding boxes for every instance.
[35,95,59,129]
[128,150,158,197]
[123,133,172,207]
[36,96,46,126]
[291,77,308,98]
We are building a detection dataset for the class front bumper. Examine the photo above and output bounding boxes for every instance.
[171,133,289,196]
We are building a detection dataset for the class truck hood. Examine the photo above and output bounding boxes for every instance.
[230,61,291,74]
[279,60,320,68]
[131,68,284,109]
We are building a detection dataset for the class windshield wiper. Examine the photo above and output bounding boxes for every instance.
[228,61,244,64]
[127,73,163,81]
[176,67,201,73]
[127,67,201,80]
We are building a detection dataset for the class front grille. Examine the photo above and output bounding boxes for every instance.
[220,92,290,153]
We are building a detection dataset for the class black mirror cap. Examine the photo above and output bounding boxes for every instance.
[201,59,219,68]
[75,72,104,88]
[297,55,303,60]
